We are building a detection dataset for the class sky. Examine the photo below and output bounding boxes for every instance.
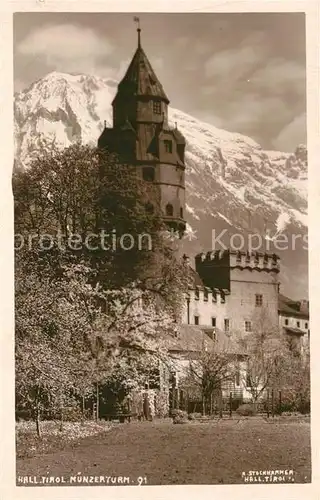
[13,12,306,152]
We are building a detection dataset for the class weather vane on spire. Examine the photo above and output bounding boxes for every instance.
[134,16,141,47]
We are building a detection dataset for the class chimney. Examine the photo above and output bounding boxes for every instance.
[299,299,309,314]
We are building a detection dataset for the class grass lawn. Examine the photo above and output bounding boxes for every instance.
[16,418,311,485]
[16,420,113,460]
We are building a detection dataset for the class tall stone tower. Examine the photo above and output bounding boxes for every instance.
[98,25,186,236]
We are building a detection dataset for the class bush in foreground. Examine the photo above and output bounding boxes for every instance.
[236,404,256,417]
[171,410,189,424]
[188,412,202,420]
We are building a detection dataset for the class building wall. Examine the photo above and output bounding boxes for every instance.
[137,99,168,124]
[228,268,279,333]
[183,289,227,330]
[183,268,279,336]
[279,313,309,332]
[279,313,309,356]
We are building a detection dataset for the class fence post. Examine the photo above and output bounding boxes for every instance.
[279,390,282,415]
[184,391,187,412]
[271,389,275,418]
[219,394,223,418]
[229,392,232,417]
[96,383,99,421]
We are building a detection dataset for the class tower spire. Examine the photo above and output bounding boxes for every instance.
[134,16,141,48]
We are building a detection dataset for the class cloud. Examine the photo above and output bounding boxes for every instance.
[250,58,305,97]
[14,78,27,93]
[204,32,267,81]
[174,36,189,49]
[273,113,306,152]
[205,45,261,80]
[200,30,305,150]
[17,23,114,75]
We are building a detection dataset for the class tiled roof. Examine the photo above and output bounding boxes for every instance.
[169,324,212,352]
[115,46,169,102]
[169,324,244,355]
[278,294,309,319]
[284,327,306,336]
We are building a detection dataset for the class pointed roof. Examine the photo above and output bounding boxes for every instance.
[114,28,169,103]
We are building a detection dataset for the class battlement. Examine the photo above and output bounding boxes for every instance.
[187,285,230,304]
[194,249,280,291]
[195,250,280,271]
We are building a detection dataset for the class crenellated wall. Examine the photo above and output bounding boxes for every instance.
[186,249,280,334]
[183,287,229,331]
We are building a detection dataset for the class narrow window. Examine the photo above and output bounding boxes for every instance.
[305,322,308,329]
[211,317,216,327]
[180,207,183,218]
[297,321,300,328]
[235,366,240,386]
[285,318,289,326]
[224,318,230,333]
[245,321,252,332]
[165,203,173,216]
[204,288,208,301]
[153,101,161,114]
[195,288,200,300]
[194,315,199,326]
[255,294,263,307]
[142,167,155,182]
[164,140,173,153]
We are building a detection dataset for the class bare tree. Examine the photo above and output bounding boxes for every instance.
[180,335,238,416]
[237,308,287,409]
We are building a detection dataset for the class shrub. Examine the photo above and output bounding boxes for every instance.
[188,412,202,420]
[281,411,301,417]
[171,409,188,424]
[236,404,256,417]
[173,416,189,425]
[170,409,188,419]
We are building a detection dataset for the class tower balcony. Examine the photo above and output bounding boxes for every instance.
[162,216,186,237]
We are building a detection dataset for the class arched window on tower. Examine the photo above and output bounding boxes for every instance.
[166,204,174,217]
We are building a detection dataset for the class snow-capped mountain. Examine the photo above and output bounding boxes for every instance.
[14,72,308,299]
